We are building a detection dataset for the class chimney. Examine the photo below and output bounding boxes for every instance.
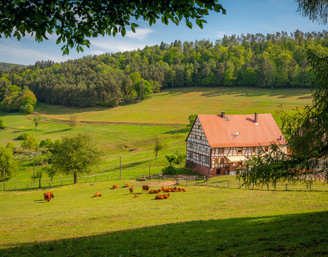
[254,112,258,124]
[221,111,226,119]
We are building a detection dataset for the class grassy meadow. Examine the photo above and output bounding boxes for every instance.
[34,87,313,126]
[1,87,326,256]
[0,177,327,256]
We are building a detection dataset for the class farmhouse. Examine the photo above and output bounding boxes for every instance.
[186,112,287,177]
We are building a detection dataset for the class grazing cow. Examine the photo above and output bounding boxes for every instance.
[161,187,169,191]
[149,189,162,194]
[129,186,133,194]
[125,183,131,187]
[134,195,139,198]
[182,188,187,192]
[94,192,102,197]
[164,188,172,192]
[142,185,150,193]
[113,185,118,189]
[44,192,54,202]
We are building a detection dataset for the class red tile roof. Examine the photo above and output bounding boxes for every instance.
[197,114,286,148]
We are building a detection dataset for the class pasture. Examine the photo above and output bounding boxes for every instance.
[34,87,313,126]
[0,177,327,256]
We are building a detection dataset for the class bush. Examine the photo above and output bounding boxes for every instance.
[162,165,178,175]
[0,118,5,129]
[16,132,30,140]
[185,161,196,169]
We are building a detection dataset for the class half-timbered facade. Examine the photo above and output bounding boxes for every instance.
[186,112,287,177]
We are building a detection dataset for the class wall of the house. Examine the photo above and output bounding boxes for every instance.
[186,117,211,168]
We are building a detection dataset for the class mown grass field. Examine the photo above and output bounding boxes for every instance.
[34,87,313,126]
[1,87,326,256]
[0,177,327,256]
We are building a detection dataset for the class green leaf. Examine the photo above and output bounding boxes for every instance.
[131,26,136,33]
[34,13,43,25]
[214,4,224,12]
[131,23,139,28]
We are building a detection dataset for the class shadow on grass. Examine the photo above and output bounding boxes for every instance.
[45,128,72,134]
[163,127,190,135]
[0,211,327,256]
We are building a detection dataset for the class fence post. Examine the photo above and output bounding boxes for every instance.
[206,179,208,186]
[216,181,218,187]
[195,180,197,186]
[227,182,229,188]
[285,184,288,191]
[309,182,312,191]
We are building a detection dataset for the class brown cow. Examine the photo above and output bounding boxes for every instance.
[182,188,187,192]
[125,183,131,187]
[113,185,118,189]
[155,193,170,200]
[149,189,162,194]
[44,192,54,202]
[142,185,150,193]
[134,195,139,198]
[129,186,133,194]
[161,187,169,191]
[164,188,172,192]
[94,192,102,197]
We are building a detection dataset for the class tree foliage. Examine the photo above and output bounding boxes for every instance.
[52,132,101,184]
[0,145,15,190]
[0,0,225,55]
[188,114,197,127]
[0,116,5,129]
[21,136,39,151]
[154,137,165,159]
[69,114,80,129]
[33,115,42,129]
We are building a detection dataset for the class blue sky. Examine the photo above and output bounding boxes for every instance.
[1,0,327,65]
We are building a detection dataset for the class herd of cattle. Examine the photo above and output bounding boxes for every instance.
[43,183,187,202]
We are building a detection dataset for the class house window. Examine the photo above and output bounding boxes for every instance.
[237,148,243,154]
[190,153,193,159]
[198,155,201,162]
[215,158,218,165]
[206,158,210,164]
[265,147,269,152]
[190,143,193,148]
[205,148,208,153]
[200,136,202,140]
[218,148,224,154]
[252,147,256,153]
[220,158,224,164]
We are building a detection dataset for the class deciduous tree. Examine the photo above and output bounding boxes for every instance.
[52,132,101,184]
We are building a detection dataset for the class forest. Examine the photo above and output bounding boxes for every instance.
[0,29,327,108]
[0,62,25,72]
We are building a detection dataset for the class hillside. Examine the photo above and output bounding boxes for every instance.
[34,87,313,126]
[0,29,324,110]
[0,62,25,71]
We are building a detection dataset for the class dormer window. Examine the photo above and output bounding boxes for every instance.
[237,148,243,153]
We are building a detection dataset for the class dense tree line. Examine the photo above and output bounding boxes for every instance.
[0,62,25,72]
[1,29,327,108]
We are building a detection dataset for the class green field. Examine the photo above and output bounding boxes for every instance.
[34,87,313,126]
[1,87,326,256]
[0,177,327,256]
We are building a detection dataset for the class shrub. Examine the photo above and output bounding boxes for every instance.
[16,132,30,140]
[0,118,5,129]
[162,165,177,175]
[185,161,196,169]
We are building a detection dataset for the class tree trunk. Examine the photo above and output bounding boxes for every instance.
[74,173,77,184]
[51,177,53,182]
[39,179,41,188]
[33,165,35,186]
[3,168,5,191]
[155,151,158,159]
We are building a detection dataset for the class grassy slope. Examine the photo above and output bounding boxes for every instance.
[0,178,327,256]
[34,87,313,126]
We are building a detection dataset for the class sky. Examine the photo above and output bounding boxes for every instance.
[1,0,327,65]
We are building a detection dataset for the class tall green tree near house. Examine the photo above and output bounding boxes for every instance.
[52,132,101,184]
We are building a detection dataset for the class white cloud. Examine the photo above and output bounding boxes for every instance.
[0,40,68,65]
[90,38,147,53]
[215,31,229,38]
[125,28,154,40]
